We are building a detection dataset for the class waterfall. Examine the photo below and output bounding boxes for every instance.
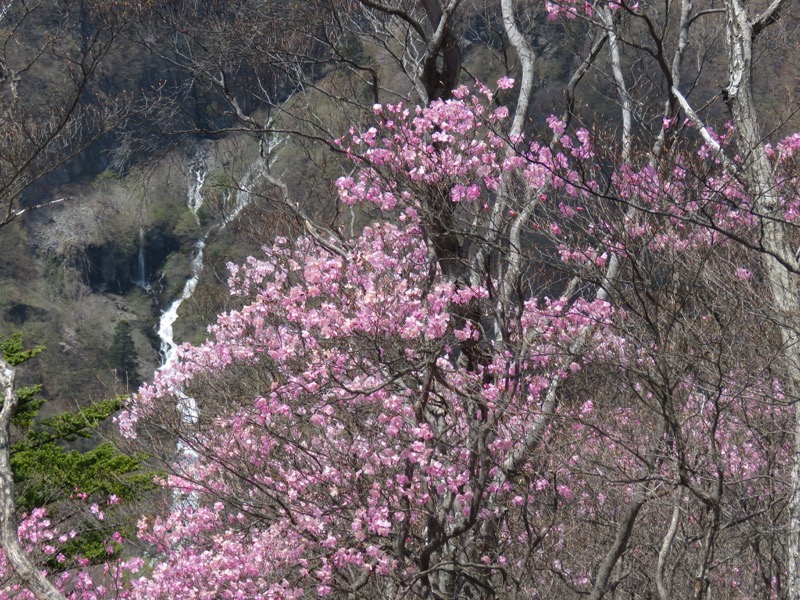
[157,135,284,367]
[133,227,148,290]
[157,241,205,369]
[157,155,209,496]
[159,160,208,371]
[187,164,206,219]
[158,239,204,427]
[155,137,283,497]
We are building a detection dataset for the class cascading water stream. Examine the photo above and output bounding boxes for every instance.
[158,163,207,431]
[132,227,148,290]
[155,135,284,494]
[158,164,207,372]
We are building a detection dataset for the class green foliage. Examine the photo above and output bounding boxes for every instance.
[1,333,46,428]
[54,528,123,568]
[92,169,120,189]
[11,384,44,431]
[11,393,156,562]
[12,437,153,512]
[2,334,155,565]
[1,331,44,366]
[109,320,141,388]
[26,396,125,444]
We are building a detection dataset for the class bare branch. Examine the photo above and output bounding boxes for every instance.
[559,31,607,131]
[752,0,786,37]
[356,0,427,41]
[599,6,632,163]
[671,86,737,173]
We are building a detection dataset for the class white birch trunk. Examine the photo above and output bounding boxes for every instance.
[720,1,800,597]
[0,358,65,600]
[500,0,535,140]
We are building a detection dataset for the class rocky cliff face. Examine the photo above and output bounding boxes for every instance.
[67,224,182,295]
[2,131,272,413]
[1,150,197,409]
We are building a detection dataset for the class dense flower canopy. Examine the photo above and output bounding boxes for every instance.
[106,85,798,598]
[1,74,797,598]
[1,0,800,598]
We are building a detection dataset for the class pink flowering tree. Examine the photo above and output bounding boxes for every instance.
[0,1,797,598]
[119,86,618,598]
[16,0,797,592]
[0,505,143,600]
[117,69,800,599]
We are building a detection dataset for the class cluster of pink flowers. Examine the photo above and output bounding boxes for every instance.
[108,81,800,597]
[0,504,142,600]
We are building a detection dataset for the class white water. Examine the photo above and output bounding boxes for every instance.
[158,162,208,428]
[157,134,284,454]
[158,165,207,370]
[186,163,206,218]
[132,227,148,290]
[157,136,284,505]
[219,131,284,229]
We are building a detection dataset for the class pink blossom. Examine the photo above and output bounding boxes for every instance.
[497,76,515,90]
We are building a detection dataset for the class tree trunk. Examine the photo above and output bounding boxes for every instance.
[720,1,800,597]
[0,358,65,600]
